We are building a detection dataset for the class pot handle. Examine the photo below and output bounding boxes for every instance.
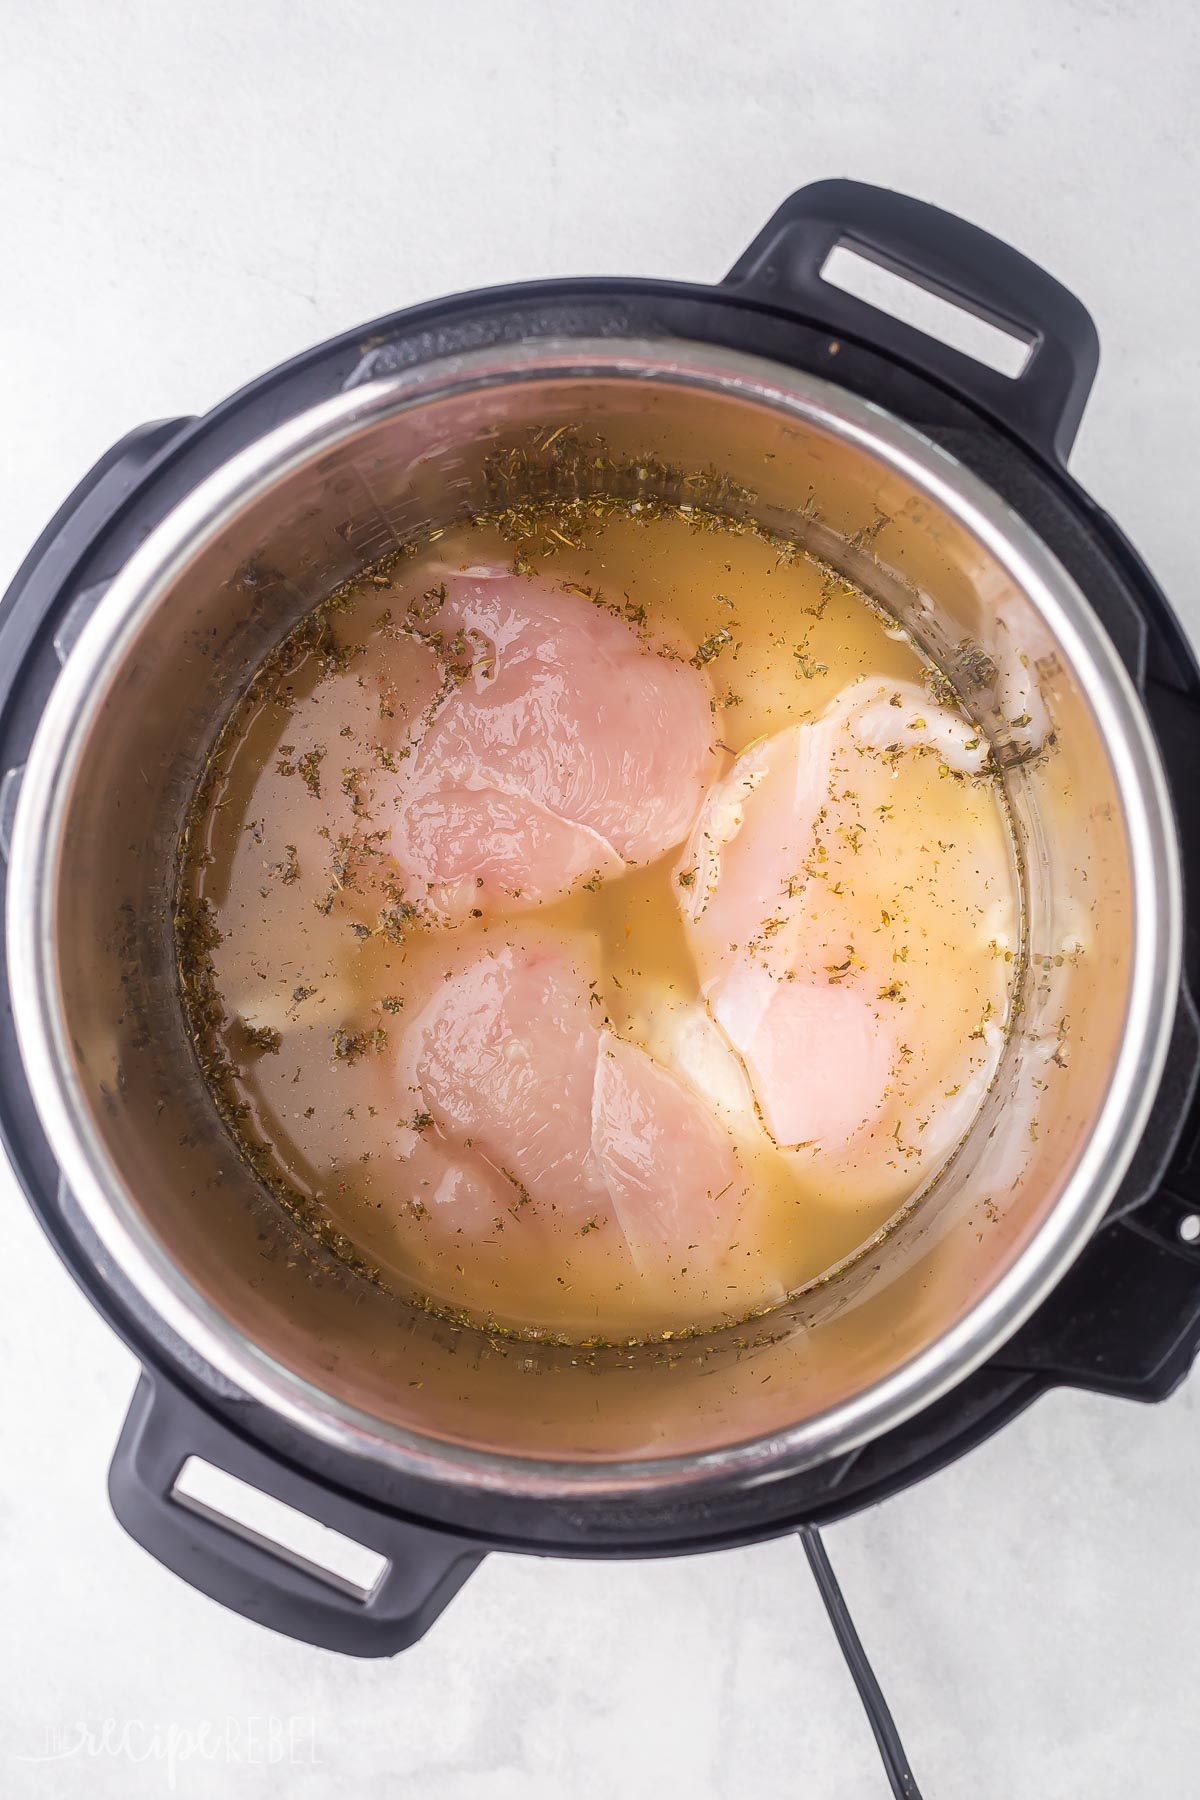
[108,1373,484,1656]
[723,180,1099,463]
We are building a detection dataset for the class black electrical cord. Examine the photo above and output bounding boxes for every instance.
[799,1525,923,1800]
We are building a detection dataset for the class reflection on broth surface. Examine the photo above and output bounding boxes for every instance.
[177,505,1019,1341]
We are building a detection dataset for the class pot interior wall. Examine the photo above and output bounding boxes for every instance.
[40,352,1136,1467]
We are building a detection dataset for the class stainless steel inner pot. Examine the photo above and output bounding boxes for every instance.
[7,339,1181,1498]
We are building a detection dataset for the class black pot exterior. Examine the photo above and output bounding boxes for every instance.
[5,182,1200,1653]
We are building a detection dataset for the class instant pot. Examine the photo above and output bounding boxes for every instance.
[5,181,1200,1669]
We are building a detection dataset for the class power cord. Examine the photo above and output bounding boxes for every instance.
[799,1525,923,1799]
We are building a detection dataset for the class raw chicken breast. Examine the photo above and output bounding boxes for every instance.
[591,1033,746,1265]
[394,934,755,1276]
[407,936,606,1217]
[707,959,894,1151]
[384,570,717,919]
[388,1132,513,1239]
[678,679,995,1160]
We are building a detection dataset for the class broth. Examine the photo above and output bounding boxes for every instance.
[177,506,1019,1341]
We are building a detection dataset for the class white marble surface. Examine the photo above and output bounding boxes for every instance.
[3,2,1200,1794]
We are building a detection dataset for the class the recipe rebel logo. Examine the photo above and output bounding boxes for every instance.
[13,1714,323,1790]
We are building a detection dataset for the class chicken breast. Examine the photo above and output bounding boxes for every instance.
[384,569,718,919]
[677,679,997,1162]
[394,933,755,1277]
[244,569,717,943]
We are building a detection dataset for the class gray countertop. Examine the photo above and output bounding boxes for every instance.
[3,2,1199,1793]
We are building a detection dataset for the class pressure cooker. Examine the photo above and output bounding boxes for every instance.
[4,180,1200,1662]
